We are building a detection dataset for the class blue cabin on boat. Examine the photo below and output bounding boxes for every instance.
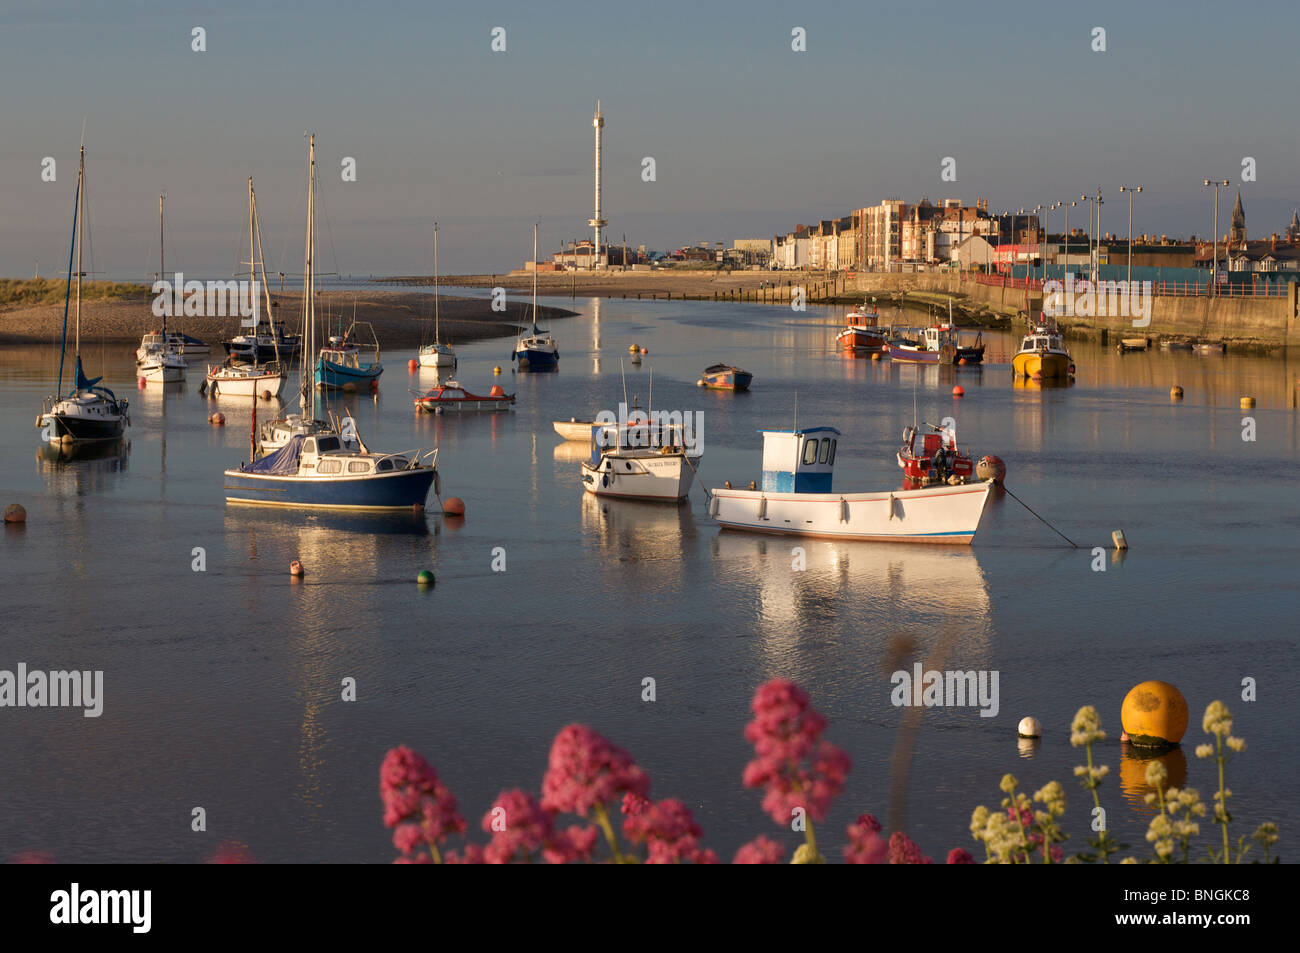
[760,427,840,494]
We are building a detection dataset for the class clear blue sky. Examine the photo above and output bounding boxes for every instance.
[2,0,1296,278]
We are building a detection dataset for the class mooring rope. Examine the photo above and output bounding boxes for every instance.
[1001,484,1079,548]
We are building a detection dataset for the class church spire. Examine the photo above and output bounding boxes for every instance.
[1228,190,1246,244]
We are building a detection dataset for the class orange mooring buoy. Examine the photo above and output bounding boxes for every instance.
[408,358,418,372]
[952,385,965,397]
[442,497,466,516]
[289,559,305,577]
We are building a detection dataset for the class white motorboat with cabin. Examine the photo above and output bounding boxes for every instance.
[709,427,993,544]
[580,422,701,503]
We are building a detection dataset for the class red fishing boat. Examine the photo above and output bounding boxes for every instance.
[836,301,889,352]
[896,423,975,488]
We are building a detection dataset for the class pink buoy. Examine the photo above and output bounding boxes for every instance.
[640,347,648,355]
[138,377,147,388]
[261,390,272,401]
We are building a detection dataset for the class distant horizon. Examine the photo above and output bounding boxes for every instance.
[4,0,1297,279]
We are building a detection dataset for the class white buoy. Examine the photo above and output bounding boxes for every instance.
[1112,529,1128,550]
[1017,716,1042,738]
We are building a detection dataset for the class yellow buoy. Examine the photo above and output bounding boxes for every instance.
[1120,680,1189,747]
[1240,396,1255,409]
[1170,385,1183,400]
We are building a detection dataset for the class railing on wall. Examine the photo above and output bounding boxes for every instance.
[974,273,1293,298]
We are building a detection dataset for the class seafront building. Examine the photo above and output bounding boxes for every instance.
[765,188,1300,280]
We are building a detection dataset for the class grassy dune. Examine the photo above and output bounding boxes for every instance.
[0,278,148,308]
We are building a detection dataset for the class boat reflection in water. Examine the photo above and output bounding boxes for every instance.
[709,533,992,667]
[579,493,698,589]
[35,439,131,493]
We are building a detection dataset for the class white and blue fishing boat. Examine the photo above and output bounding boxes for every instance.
[512,223,559,371]
[36,142,130,444]
[709,427,993,545]
[224,134,438,511]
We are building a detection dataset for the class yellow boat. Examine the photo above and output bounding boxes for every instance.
[1013,321,1073,380]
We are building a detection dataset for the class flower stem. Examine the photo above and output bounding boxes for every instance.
[593,802,626,864]
[1216,732,1229,864]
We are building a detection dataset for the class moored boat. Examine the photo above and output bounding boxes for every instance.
[579,423,701,502]
[698,363,753,391]
[513,224,559,371]
[417,222,457,370]
[224,134,437,509]
[836,300,888,352]
[36,142,130,445]
[554,418,598,441]
[414,381,514,413]
[885,323,984,365]
[1012,316,1073,380]
[896,424,975,488]
[709,427,993,545]
[315,322,383,391]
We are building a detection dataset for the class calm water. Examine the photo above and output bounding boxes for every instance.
[2,293,1297,863]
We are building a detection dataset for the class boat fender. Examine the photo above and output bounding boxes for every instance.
[840,497,849,523]
[757,496,766,519]
[708,496,719,519]
[433,471,441,497]
[888,494,896,520]
[602,473,609,488]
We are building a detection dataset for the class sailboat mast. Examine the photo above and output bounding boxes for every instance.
[433,221,440,344]
[75,146,84,357]
[159,192,166,340]
[301,134,316,408]
[531,222,538,335]
[250,181,278,357]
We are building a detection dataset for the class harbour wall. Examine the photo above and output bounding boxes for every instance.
[849,273,1300,349]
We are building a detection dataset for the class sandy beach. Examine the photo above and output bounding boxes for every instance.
[0,289,575,348]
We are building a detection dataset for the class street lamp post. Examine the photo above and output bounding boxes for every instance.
[1203,179,1230,296]
[1063,201,1076,282]
[1118,186,1142,288]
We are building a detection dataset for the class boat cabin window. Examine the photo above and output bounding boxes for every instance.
[818,438,832,464]
[803,438,819,465]
[303,438,316,453]
[316,436,341,452]
[827,439,837,465]
[317,459,342,474]
[347,460,371,474]
[376,458,393,472]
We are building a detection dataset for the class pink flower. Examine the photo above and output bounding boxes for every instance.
[742,680,850,825]
[393,853,433,864]
[887,831,933,864]
[9,850,54,864]
[479,790,599,864]
[622,794,712,864]
[207,841,256,864]
[844,813,888,864]
[947,847,976,864]
[733,836,786,864]
[540,724,650,817]
[444,844,486,864]
[379,745,466,860]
